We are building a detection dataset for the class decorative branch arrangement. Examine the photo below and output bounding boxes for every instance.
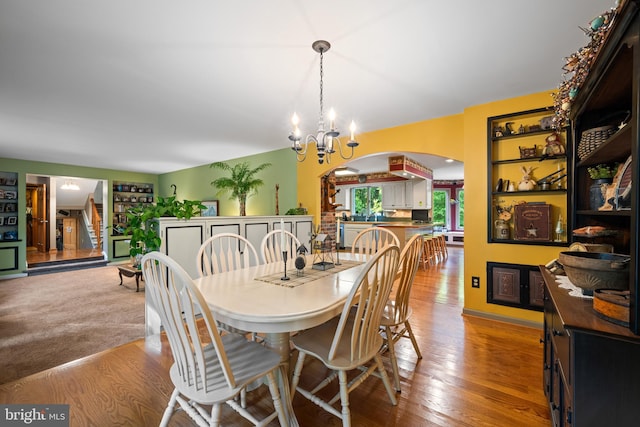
[552,5,620,129]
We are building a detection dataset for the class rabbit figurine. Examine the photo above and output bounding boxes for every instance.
[518,166,537,191]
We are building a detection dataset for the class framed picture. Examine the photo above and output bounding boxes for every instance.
[0,217,3,226]
[5,203,16,213]
[0,204,4,213]
[514,203,551,241]
[5,178,16,186]
[201,200,219,217]
[4,191,16,200]
[7,216,17,226]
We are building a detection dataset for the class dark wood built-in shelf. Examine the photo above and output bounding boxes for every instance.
[492,155,566,165]
[493,190,567,196]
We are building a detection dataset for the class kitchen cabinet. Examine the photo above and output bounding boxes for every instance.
[382,181,413,209]
[412,178,432,209]
[487,107,571,245]
[343,223,371,248]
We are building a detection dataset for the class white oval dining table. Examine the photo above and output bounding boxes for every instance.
[192,254,365,364]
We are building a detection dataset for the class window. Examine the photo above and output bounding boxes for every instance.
[456,189,464,229]
[351,186,382,216]
[432,189,449,229]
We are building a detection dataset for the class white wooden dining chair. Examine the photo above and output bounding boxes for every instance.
[260,229,301,264]
[350,226,400,262]
[196,232,259,277]
[380,233,424,392]
[196,232,261,344]
[141,251,294,427]
[290,245,400,427]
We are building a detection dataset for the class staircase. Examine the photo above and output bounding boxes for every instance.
[89,200,103,250]
[88,225,102,249]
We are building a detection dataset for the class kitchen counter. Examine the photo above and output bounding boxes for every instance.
[342,221,433,250]
[376,223,433,250]
[345,220,431,227]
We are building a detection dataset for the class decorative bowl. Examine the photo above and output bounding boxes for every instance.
[559,251,629,296]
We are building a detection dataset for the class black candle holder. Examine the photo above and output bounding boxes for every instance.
[281,251,290,281]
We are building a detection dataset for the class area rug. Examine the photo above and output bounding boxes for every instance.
[0,266,145,384]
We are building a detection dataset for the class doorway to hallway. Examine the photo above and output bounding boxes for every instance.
[25,174,108,273]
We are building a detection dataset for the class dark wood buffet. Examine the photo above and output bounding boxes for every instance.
[540,0,640,425]
[541,267,640,426]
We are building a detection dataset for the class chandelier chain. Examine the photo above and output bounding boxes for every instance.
[319,49,324,124]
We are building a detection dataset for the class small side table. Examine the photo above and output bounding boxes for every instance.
[117,265,143,292]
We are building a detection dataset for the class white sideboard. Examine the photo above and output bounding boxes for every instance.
[158,215,313,278]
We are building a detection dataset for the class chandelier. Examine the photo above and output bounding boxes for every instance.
[289,40,359,164]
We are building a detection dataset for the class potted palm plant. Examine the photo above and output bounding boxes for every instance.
[210,161,272,216]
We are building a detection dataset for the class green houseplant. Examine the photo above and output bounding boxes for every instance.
[210,161,272,216]
[124,196,204,261]
[587,163,618,180]
[586,163,618,211]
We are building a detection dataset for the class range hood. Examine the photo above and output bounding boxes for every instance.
[388,155,432,180]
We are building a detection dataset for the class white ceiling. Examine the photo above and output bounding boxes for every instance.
[0,0,611,176]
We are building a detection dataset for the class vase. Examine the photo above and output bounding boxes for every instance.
[132,253,143,268]
[589,178,612,210]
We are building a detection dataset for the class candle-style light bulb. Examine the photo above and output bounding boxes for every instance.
[349,120,356,140]
[329,109,336,130]
[291,113,301,142]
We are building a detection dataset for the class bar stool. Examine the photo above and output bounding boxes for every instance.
[433,234,447,262]
[421,236,436,269]
[439,234,449,259]
[436,234,449,261]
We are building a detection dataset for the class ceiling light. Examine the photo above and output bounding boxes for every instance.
[61,180,80,191]
[446,159,454,163]
[334,167,359,176]
[289,40,359,164]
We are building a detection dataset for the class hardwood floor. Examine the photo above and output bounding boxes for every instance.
[0,246,550,426]
[26,248,104,265]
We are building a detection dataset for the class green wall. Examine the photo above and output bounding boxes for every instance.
[159,148,298,217]
[0,157,158,273]
[0,148,297,275]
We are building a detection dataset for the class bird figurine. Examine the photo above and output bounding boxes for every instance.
[295,244,308,276]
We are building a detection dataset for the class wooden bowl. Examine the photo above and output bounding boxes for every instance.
[559,251,630,296]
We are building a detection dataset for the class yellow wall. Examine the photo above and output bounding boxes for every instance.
[298,90,563,325]
[296,113,464,221]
